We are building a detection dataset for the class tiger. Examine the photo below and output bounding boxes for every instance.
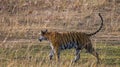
[39,13,103,63]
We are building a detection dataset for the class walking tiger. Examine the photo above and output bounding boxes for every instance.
[39,13,103,63]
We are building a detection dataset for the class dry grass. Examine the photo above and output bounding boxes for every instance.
[0,0,120,39]
[0,0,120,67]
[0,41,120,67]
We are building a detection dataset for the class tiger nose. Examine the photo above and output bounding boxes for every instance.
[38,38,42,42]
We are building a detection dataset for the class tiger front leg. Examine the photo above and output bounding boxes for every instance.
[49,49,54,60]
[54,48,60,62]
[49,43,54,60]
[51,42,61,62]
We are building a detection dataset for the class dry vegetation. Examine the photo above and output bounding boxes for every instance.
[0,0,120,67]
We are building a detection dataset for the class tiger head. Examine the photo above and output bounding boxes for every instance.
[39,29,49,42]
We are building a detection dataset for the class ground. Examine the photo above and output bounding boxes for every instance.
[0,0,120,67]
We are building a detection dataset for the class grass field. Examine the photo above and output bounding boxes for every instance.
[0,0,120,67]
[0,41,120,67]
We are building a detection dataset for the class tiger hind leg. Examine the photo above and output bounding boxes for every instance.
[86,44,100,64]
[72,49,81,62]
[90,48,100,64]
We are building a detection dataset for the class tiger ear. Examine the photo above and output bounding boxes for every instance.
[44,29,48,33]
[40,29,48,35]
[39,30,43,35]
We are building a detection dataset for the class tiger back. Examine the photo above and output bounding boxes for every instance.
[55,32,91,50]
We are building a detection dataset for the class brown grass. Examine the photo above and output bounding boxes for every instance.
[0,0,120,67]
